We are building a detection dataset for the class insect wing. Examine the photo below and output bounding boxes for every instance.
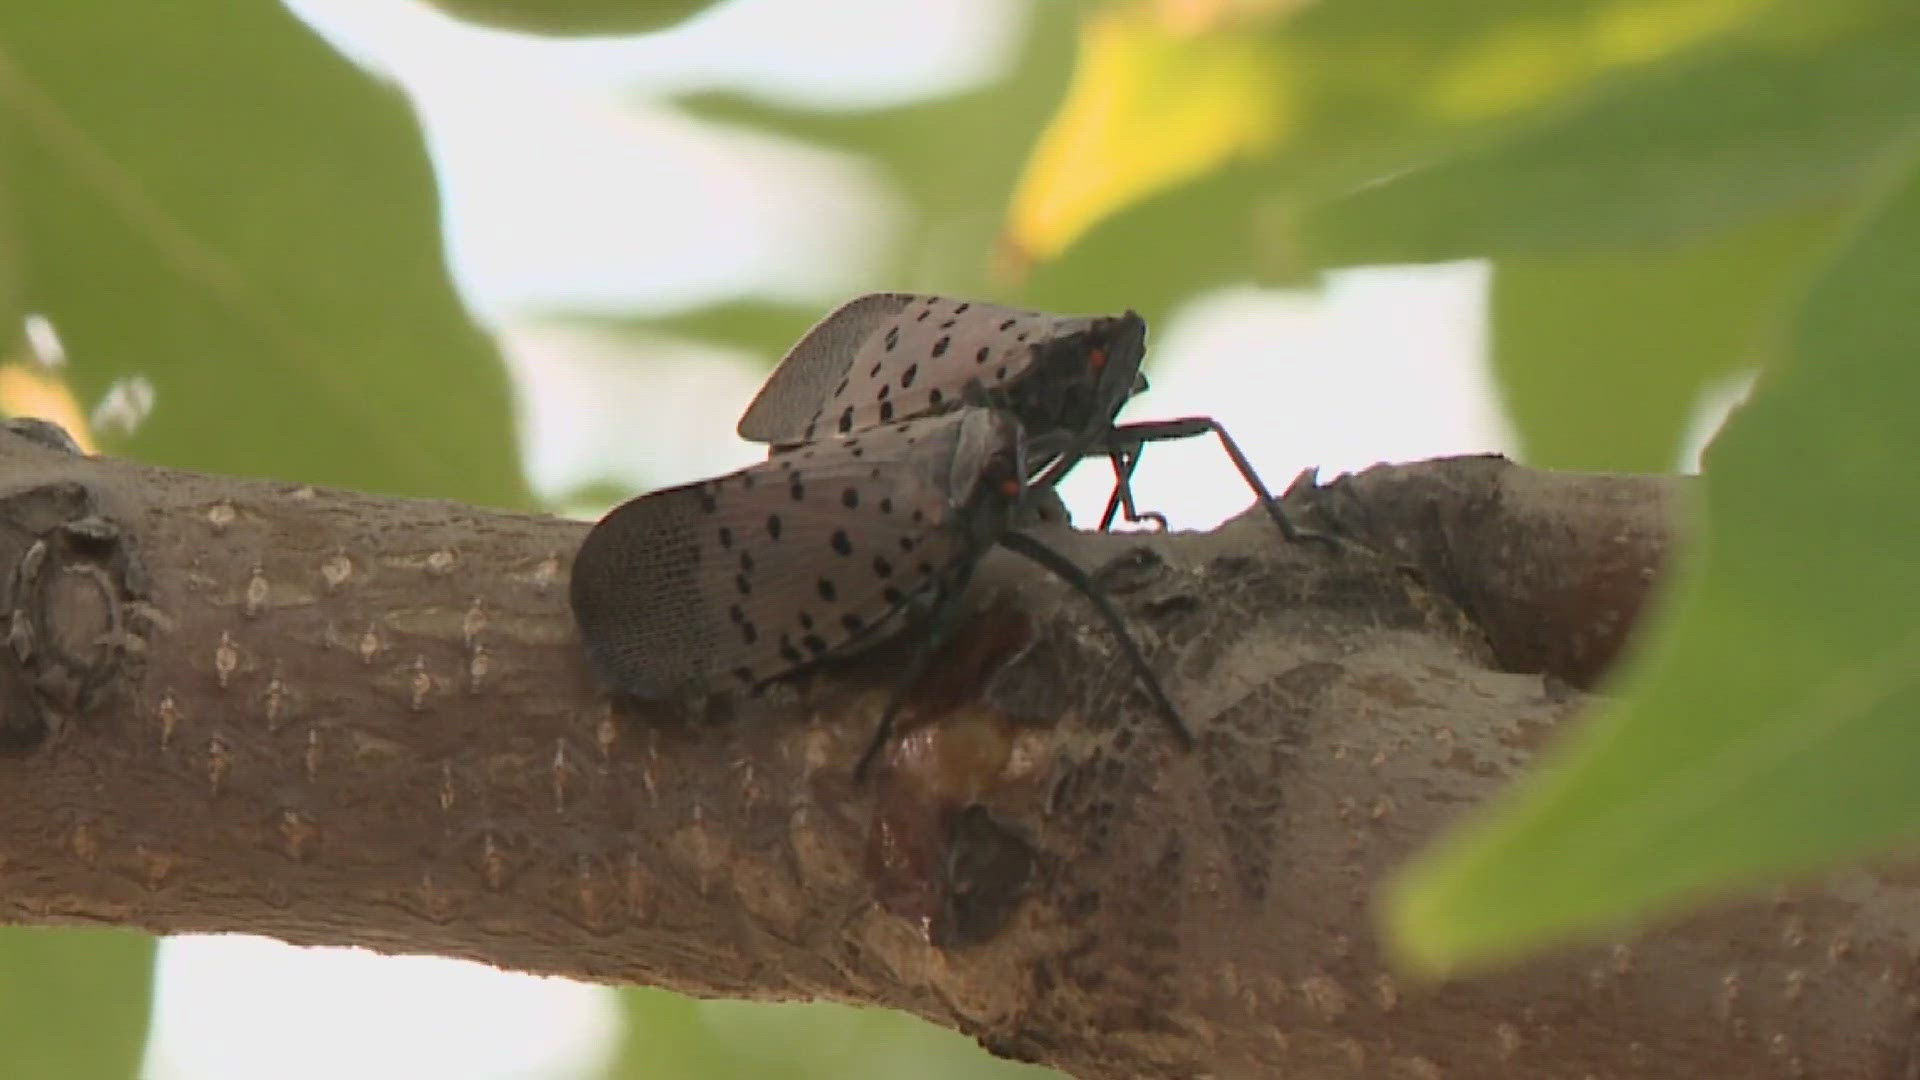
[571,478,721,699]
[571,412,1001,699]
[823,296,1072,442]
[737,293,913,444]
[740,294,1077,446]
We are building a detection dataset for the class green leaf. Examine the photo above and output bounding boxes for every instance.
[0,0,524,506]
[1389,142,1920,973]
[1303,4,1920,264]
[420,0,722,38]
[606,987,718,1079]
[0,928,154,1079]
[1492,206,1845,471]
[1017,160,1291,315]
[607,988,1060,1080]
[1024,0,1779,279]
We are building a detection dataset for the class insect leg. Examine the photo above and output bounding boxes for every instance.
[1096,446,1169,531]
[1103,417,1341,548]
[994,530,1192,750]
[851,572,976,783]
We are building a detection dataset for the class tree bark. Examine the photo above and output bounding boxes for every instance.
[0,425,1910,1079]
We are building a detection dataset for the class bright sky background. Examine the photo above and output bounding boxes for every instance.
[142,1,1530,1077]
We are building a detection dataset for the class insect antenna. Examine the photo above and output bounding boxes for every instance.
[993,529,1191,750]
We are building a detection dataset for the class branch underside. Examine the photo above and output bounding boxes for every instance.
[0,430,1907,1079]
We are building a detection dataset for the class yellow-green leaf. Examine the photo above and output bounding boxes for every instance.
[1007,7,1290,267]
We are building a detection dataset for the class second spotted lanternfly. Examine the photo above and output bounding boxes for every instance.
[736,292,1325,539]
[570,406,1183,776]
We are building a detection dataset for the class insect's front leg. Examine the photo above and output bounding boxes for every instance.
[1095,417,1346,548]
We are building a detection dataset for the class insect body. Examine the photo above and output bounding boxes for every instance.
[739,294,1146,489]
[570,406,1183,775]
[739,293,1328,543]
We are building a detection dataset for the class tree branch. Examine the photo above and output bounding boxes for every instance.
[0,428,1908,1078]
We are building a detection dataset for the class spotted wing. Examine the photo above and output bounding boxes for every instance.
[740,294,1077,446]
[737,293,914,444]
[801,296,1085,444]
[571,410,1017,699]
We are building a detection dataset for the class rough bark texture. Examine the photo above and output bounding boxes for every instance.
[0,426,1912,1079]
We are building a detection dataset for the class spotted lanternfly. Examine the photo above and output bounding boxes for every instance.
[739,293,1330,543]
[570,406,1184,777]
[738,294,1145,458]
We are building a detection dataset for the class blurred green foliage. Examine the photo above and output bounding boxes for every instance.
[609,989,1053,1080]
[0,928,152,1079]
[1,0,1917,1071]
[1392,145,1920,970]
[424,0,723,38]
[0,0,523,506]
[1490,207,1838,470]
